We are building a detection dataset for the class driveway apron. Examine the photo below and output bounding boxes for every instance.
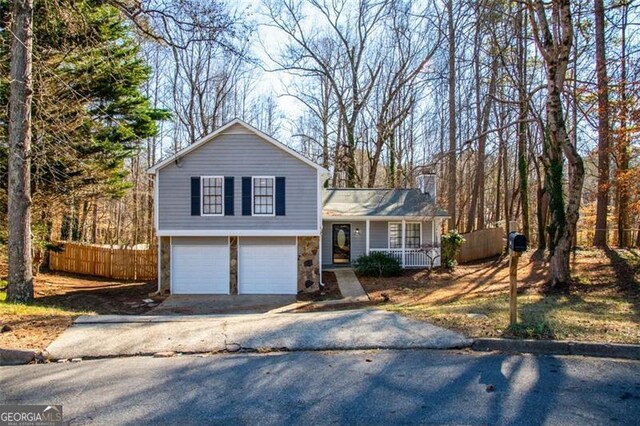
[45,310,472,359]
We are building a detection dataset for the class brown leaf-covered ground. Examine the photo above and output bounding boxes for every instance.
[1,249,158,350]
[358,248,640,343]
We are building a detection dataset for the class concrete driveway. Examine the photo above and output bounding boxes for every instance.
[148,294,298,315]
[45,309,472,360]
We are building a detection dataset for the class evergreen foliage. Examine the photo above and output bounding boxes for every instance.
[354,252,402,277]
[0,0,169,240]
[441,230,466,268]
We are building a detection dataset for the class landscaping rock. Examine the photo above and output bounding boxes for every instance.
[36,351,50,363]
[1,324,12,333]
[143,299,154,304]
[71,358,82,363]
[0,349,37,366]
[153,351,175,358]
[466,313,489,320]
[226,343,241,353]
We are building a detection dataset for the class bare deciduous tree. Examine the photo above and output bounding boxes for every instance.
[527,0,584,289]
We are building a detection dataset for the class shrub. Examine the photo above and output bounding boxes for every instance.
[354,252,402,277]
[441,230,466,268]
[506,322,555,340]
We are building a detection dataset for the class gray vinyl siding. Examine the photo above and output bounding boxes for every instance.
[422,221,435,245]
[158,128,318,231]
[321,221,366,265]
[370,222,388,249]
[350,221,366,261]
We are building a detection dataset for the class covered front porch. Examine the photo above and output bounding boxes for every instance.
[321,218,442,269]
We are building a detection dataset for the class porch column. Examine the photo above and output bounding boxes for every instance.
[432,218,436,269]
[365,219,370,255]
[401,219,406,268]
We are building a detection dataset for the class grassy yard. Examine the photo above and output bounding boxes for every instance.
[359,248,640,344]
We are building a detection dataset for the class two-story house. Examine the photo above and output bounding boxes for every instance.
[148,119,448,295]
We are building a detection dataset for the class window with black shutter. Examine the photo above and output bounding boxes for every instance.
[201,176,224,215]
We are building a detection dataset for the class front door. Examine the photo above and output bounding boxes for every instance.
[332,224,351,264]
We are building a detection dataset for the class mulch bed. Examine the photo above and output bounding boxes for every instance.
[297,271,343,302]
[34,272,159,315]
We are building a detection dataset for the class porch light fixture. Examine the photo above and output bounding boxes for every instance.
[355,227,360,236]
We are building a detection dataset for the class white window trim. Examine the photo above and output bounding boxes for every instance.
[388,221,421,249]
[251,176,276,217]
[201,176,224,217]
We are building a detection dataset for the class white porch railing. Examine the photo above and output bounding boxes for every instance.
[369,248,441,268]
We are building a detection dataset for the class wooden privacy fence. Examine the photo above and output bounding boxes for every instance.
[457,228,504,264]
[49,242,157,280]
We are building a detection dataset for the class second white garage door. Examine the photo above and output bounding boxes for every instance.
[238,237,297,294]
[172,237,230,294]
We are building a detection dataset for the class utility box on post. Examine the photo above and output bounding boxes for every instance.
[508,232,527,253]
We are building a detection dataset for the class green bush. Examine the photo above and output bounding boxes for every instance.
[441,230,466,268]
[506,322,555,340]
[354,252,402,277]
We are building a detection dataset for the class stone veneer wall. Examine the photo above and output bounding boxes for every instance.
[297,236,320,292]
[160,236,171,294]
[230,237,238,294]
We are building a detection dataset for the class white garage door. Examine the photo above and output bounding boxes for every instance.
[239,237,297,294]
[172,237,230,294]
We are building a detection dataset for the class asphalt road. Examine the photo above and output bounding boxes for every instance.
[1,349,639,425]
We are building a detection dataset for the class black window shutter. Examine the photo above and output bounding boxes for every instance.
[275,177,286,216]
[190,177,201,216]
[224,177,234,216]
[242,177,252,216]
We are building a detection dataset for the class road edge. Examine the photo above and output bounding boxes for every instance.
[472,338,640,360]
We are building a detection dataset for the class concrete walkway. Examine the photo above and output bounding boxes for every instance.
[45,310,472,360]
[332,269,369,302]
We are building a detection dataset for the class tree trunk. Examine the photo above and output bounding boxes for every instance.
[546,82,584,288]
[616,4,630,247]
[6,0,34,303]
[498,112,511,248]
[447,0,457,230]
[529,0,584,290]
[593,0,610,247]
[532,144,549,250]
[516,5,531,240]
[466,17,482,233]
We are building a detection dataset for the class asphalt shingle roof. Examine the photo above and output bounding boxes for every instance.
[322,188,449,218]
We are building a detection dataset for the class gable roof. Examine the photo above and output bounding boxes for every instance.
[147,118,329,175]
[322,188,449,218]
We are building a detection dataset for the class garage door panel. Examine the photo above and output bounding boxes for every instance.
[239,237,297,295]
[172,236,228,246]
[172,242,229,294]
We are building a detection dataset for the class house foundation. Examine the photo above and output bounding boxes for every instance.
[230,236,238,294]
[297,236,320,292]
[159,236,171,294]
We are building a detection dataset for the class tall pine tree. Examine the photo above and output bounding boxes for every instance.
[0,0,169,247]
